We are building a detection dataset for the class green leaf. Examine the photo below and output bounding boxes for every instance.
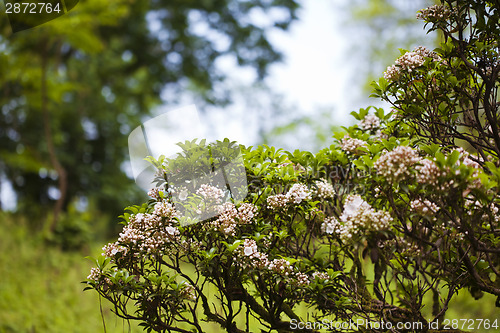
[363,155,374,168]
[447,149,460,166]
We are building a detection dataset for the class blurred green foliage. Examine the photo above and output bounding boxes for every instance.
[0,0,299,231]
[0,212,142,332]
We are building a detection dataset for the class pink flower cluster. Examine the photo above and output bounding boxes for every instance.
[153,201,178,220]
[321,216,339,235]
[266,194,288,209]
[410,199,440,217]
[267,183,312,209]
[314,180,335,199]
[415,158,445,186]
[384,46,440,81]
[374,146,421,182]
[359,115,380,131]
[210,202,258,236]
[237,202,258,223]
[102,202,181,258]
[457,150,484,189]
[416,5,451,21]
[179,283,197,301]
[287,183,312,203]
[240,239,314,286]
[311,271,329,281]
[102,242,128,258]
[148,184,166,200]
[241,239,269,266]
[340,135,367,153]
[465,200,500,223]
[196,184,225,204]
[87,267,101,282]
[322,195,392,242]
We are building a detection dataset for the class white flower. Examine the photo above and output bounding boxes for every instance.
[165,226,180,236]
[340,195,370,222]
[243,239,258,256]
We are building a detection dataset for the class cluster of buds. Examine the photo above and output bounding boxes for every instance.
[455,148,483,189]
[340,135,367,154]
[196,184,225,204]
[465,200,500,223]
[311,271,330,281]
[314,179,335,199]
[267,194,288,209]
[321,216,340,235]
[87,267,102,283]
[374,146,421,182]
[359,114,380,131]
[239,239,313,287]
[212,202,239,236]
[179,283,197,301]
[102,242,128,258]
[287,183,312,204]
[384,46,440,81]
[153,201,178,220]
[209,202,258,236]
[410,199,440,217]
[416,5,451,21]
[147,184,166,200]
[415,158,445,186]
[101,202,181,258]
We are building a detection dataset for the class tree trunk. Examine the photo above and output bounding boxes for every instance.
[41,42,67,231]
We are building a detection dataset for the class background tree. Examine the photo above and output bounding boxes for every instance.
[0,0,299,231]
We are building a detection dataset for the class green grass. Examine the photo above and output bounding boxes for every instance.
[0,213,141,333]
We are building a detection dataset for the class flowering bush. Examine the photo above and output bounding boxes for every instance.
[85,1,500,332]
